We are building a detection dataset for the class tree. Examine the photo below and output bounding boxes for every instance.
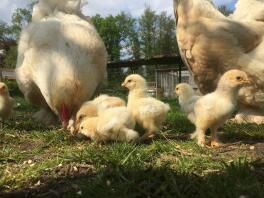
[0,21,12,41]
[3,46,17,68]
[139,8,178,59]
[156,11,178,56]
[91,14,122,61]
[10,8,32,39]
[116,12,140,60]
[139,7,158,59]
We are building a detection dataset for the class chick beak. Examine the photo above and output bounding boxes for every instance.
[121,82,126,87]
[243,78,252,85]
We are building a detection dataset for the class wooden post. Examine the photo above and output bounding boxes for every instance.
[0,68,2,82]
[155,70,158,98]
[179,63,182,83]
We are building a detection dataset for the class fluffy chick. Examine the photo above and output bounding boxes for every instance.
[70,95,126,134]
[122,74,170,140]
[175,83,200,124]
[79,107,139,142]
[67,101,98,134]
[192,70,251,147]
[0,82,14,128]
[92,94,126,110]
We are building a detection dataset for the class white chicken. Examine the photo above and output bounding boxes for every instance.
[191,70,251,147]
[122,74,170,141]
[31,0,84,22]
[173,0,264,124]
[16,0,107,129]
[0,82,14,128]
[175,83,200,124]
[78,107,139,142]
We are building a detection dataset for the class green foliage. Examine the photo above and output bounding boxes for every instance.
[91,7,178,62]
[116,12,141,59]
[3,46,17,68]
[0,21,12,41]
[10,8,32,39]
[91,12,142,62]
[0,7,31,69]
[91,14,122,61]
[156,12,179,56]
[139,7,178,58]
[139,7,158,59]
[4,80,23,97]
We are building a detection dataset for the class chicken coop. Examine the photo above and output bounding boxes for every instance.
[154,68,197,98]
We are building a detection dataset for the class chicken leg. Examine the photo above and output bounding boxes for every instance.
[210,126,222,148]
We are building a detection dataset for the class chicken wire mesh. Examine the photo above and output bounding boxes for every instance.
[154,69,197,98]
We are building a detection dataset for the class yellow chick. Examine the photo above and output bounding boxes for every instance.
[92,94,126,110]
[68,101,98,134]
[175,83,200,124]
[0,82,14,128]
[69,95,126,134]
[78,107,139,142]
[191,70,251,147]
[122,74,170,141]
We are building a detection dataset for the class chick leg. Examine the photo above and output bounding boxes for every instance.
[190,131,198,139]
[119,128,139,142]
[195,128,206,147]
[139,119,158,142]
[67,118,76,135]
[210,126,222,148]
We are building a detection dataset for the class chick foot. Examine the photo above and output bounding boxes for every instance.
[138,132,156,143]
[197,139,206,147]
[210,139,223,148]
[190,131,198,140]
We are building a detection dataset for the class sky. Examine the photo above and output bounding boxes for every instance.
[0,0,237,24]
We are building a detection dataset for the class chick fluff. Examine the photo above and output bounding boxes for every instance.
[191,69,251,147]
[122,74,170,140]
[69,95,126,134]
[0,82,14,127]
[92,94,126,110]
[78,107,139,142]
[175,83,200,124]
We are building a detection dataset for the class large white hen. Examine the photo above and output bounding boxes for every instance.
[16,0,107,129]
[191,70,251,147]
[122,74,170,141]
[173,0,264,124]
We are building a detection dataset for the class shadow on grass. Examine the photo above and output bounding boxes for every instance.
[221,123,264,144]
[1,159,263,198]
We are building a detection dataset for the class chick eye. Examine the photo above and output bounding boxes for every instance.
[81,126,84,130]
[79,114,86,120]
[127,80,132,83]
[236,76,242,81]
[176,88,179,91]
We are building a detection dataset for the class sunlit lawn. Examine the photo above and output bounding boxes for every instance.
[0,81,264,197]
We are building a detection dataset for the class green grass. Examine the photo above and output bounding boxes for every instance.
[0,82,264,197]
